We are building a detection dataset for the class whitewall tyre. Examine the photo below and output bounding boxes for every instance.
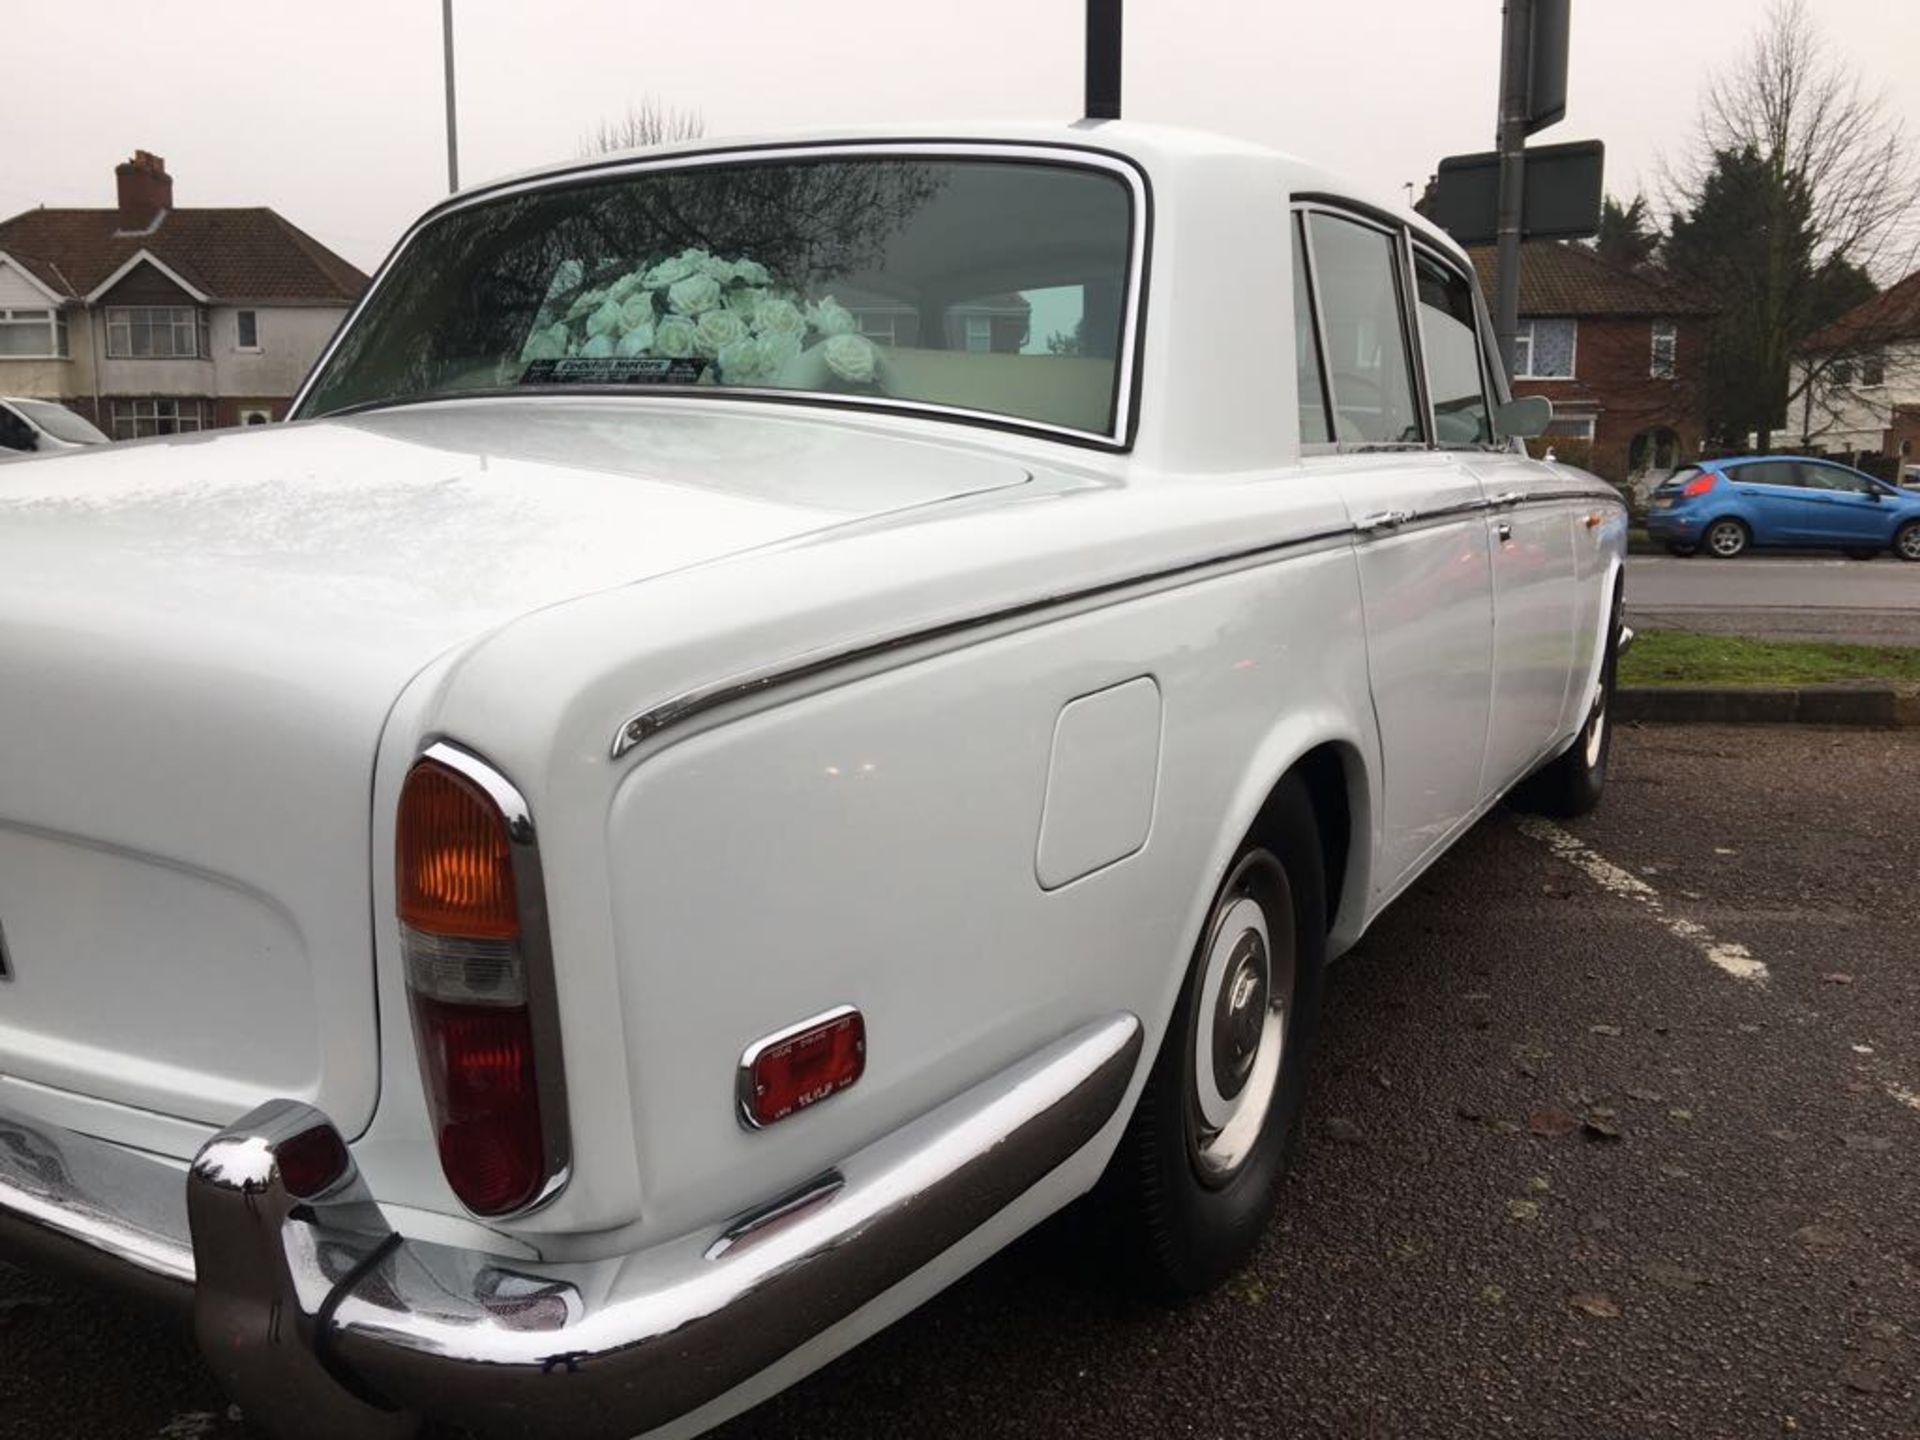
[1513,588,1620,819]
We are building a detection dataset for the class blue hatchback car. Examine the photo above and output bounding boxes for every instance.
[1646,455,1920,561]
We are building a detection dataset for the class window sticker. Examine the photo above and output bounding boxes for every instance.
[518,355,709,386]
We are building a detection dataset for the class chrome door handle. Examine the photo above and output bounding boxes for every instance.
[1490,490,1524,507]
[1355,509,1413,532]
[1496,521,1514,543]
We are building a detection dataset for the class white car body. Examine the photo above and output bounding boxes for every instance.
[0,394,111,458]
[0,123,1624,1438]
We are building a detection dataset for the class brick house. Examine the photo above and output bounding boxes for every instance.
[1468,241,1711,484]
[0,150,366,437]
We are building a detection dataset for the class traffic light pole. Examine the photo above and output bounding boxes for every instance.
[1493,0,1533,376]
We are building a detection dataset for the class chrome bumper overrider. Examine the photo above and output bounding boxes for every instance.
[0,1013,1141,1439]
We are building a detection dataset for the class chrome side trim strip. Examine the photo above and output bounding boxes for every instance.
[412,742,573,1218]
[611,522,1357,757]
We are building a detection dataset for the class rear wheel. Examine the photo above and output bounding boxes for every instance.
[1704,519,1749,559]
[1513,588,1620,819]
[1898,522,1920,563]
[1100,778,1326,1298]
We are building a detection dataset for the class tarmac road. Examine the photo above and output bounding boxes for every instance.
[2,723,1917,1439]
[1627,554,1920,646]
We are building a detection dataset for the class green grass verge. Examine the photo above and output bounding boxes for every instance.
[1621,630,1920,688]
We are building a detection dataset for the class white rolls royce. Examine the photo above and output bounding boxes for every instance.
[0,122,1625,1439]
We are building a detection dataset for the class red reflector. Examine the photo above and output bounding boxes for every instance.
[276,1124,350,1200]
[742,1009,866,1129]
[411,994,546,1215]
[1682,474,1716,497]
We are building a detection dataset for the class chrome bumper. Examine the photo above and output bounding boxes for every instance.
[0,1014,1140,1440]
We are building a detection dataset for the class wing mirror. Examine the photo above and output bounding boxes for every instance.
[1495,395,1553,440]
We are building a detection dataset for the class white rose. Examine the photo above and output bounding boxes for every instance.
[700,255,738,283]
[732,257,770,286]
[606,271,642,303]
[757,330,802,376]
[617,292,654,332]
[821,332,879,385]
[586,298,624,337]
[579,331,615,358]
[724,285,767,316]
[519,325,566,362]
[615,324,655,357]
[716,337,765,385]
[644,253,697,288]
[653,315,699,358]
[667,273,723,315]
[808,295,858,337]
[566,287,607,320]
[544,259,584,298]
[695,308,750,357]
[753,296,807,338]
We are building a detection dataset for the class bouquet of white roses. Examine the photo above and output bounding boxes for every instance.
[519,248,882,391]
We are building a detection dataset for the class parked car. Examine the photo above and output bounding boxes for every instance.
[0,395,110,457]
[1646,455,1920,560]
[0,124,1626,1440]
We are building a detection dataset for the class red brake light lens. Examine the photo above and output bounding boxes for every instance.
[742,1010,866,1129]
[1682,474,1716,498]
[276,1123,350,1201]
[410,995,545,1215]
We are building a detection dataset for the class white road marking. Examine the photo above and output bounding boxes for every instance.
[1517,816,1770,984]
[1887,1084,1920,1113]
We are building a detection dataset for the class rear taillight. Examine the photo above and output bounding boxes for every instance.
[397,749,561,1216]
[1682,474,1716,498]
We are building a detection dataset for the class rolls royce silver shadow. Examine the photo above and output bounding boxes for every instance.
[0,123,1625,1439]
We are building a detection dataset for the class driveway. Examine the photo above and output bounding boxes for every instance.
[1627,554,1920,646]
[2,724,1916,1439]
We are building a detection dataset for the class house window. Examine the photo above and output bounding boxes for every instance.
[0,307,70,358]
[109,397,206,439]
[106,306,207,359]
[236,309,260,350]
[1512,318,1576,379]
[963,315,994,353]
[1862,352,1886,388]
[1544,415,1596,440]
[855,311,896,345]
[1650,322,1677,379]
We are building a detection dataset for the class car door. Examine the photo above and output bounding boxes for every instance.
[1721,459,1806,543]
[0,403,37,455]
[1793,461,1897,545]
[1407,246,1581,795]
[1295,207,1493,894]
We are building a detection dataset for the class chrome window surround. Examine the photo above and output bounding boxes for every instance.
[410,741,573,1218]
[1292,197,1516,459]
[290,141,1152,452]
[734,1003,865,1132]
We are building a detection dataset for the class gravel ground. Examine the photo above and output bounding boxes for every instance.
[3,724,1917,1440]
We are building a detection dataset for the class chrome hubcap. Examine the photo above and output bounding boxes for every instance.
[1584,688,1608,769]
[1190,856,1295,1187]
[1709,524,1744,556]
[1901,528,1920,560]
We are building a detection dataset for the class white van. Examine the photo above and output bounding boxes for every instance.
[0,396,110,457]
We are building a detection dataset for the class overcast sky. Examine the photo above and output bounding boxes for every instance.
[3,0,1916,274]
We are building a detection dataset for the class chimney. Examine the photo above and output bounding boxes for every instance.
[115,150,172,232]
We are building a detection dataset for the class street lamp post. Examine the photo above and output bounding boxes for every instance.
[442,0,460,192]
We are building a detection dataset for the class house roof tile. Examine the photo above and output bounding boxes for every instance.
[0,206,366,305]
[1466,241,1711,318]
[1799,269,1920,354]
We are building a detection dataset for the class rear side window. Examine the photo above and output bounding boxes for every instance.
[1291,215,1330,445]
[1733,460,1802,488]
[1412,250,1493,446]
[1305,212,1422,445]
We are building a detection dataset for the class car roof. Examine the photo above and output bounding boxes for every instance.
[1706,454,1861,468]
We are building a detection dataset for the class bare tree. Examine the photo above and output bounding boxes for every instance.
[1662,0,1920,452]
[580,99,706,157]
